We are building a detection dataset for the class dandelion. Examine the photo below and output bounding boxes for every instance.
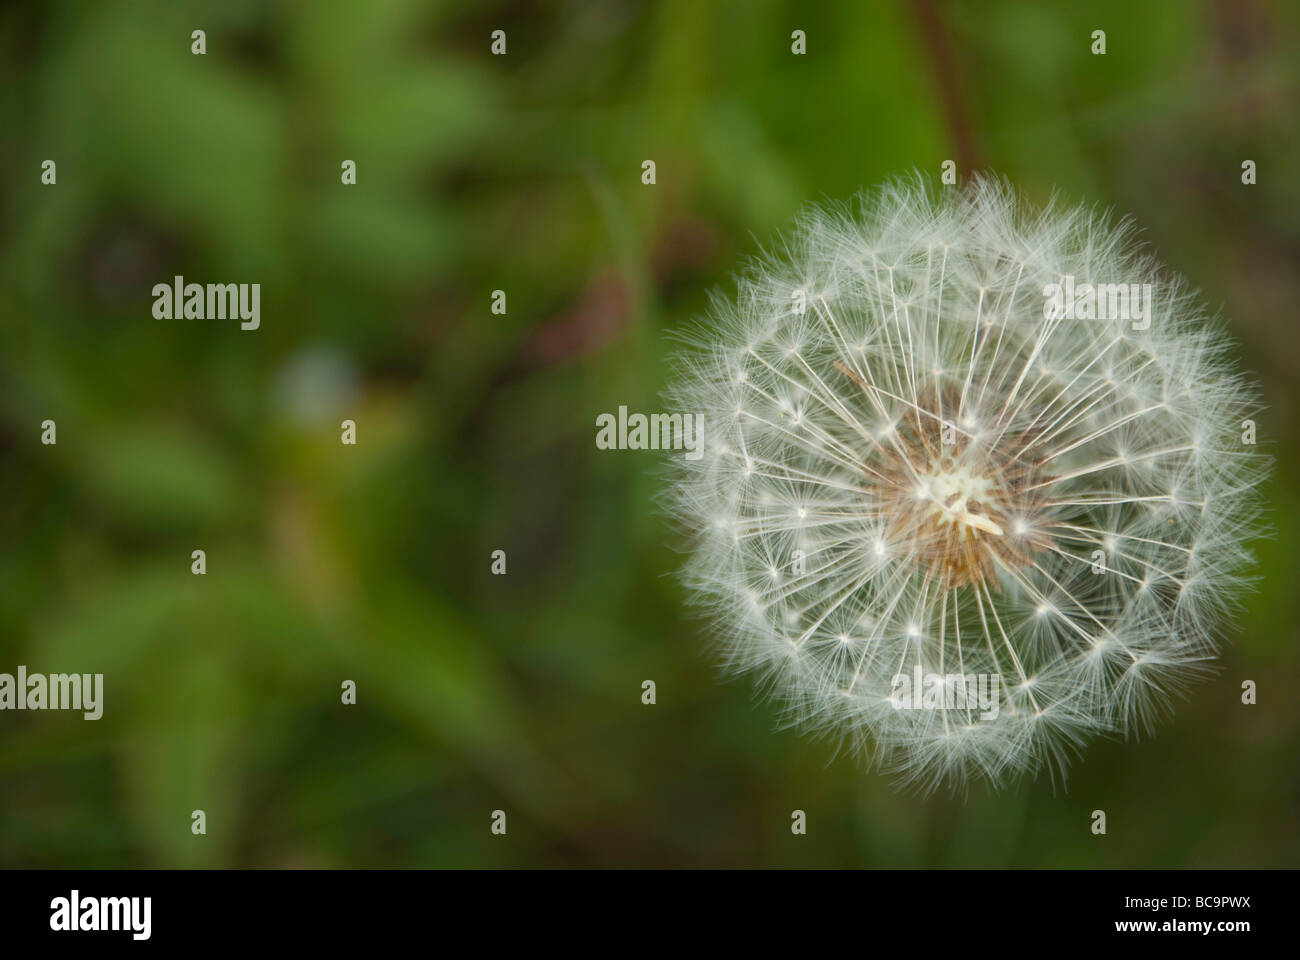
[664,175,1267,792]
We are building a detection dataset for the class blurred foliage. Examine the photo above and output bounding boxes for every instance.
[0,0,1297,867]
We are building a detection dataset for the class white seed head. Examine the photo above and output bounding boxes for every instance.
[664,175,1268,793]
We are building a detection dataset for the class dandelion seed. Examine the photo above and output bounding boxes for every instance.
[664,174,1268,792]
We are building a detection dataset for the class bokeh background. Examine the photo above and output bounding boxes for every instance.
[1,0,1298,868]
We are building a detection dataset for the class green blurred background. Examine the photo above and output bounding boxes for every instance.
[1,0,1297,868]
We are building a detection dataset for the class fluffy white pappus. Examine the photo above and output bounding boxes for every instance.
[663,174,1268,793]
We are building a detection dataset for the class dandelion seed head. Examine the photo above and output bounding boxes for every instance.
[663,175,1268,792]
